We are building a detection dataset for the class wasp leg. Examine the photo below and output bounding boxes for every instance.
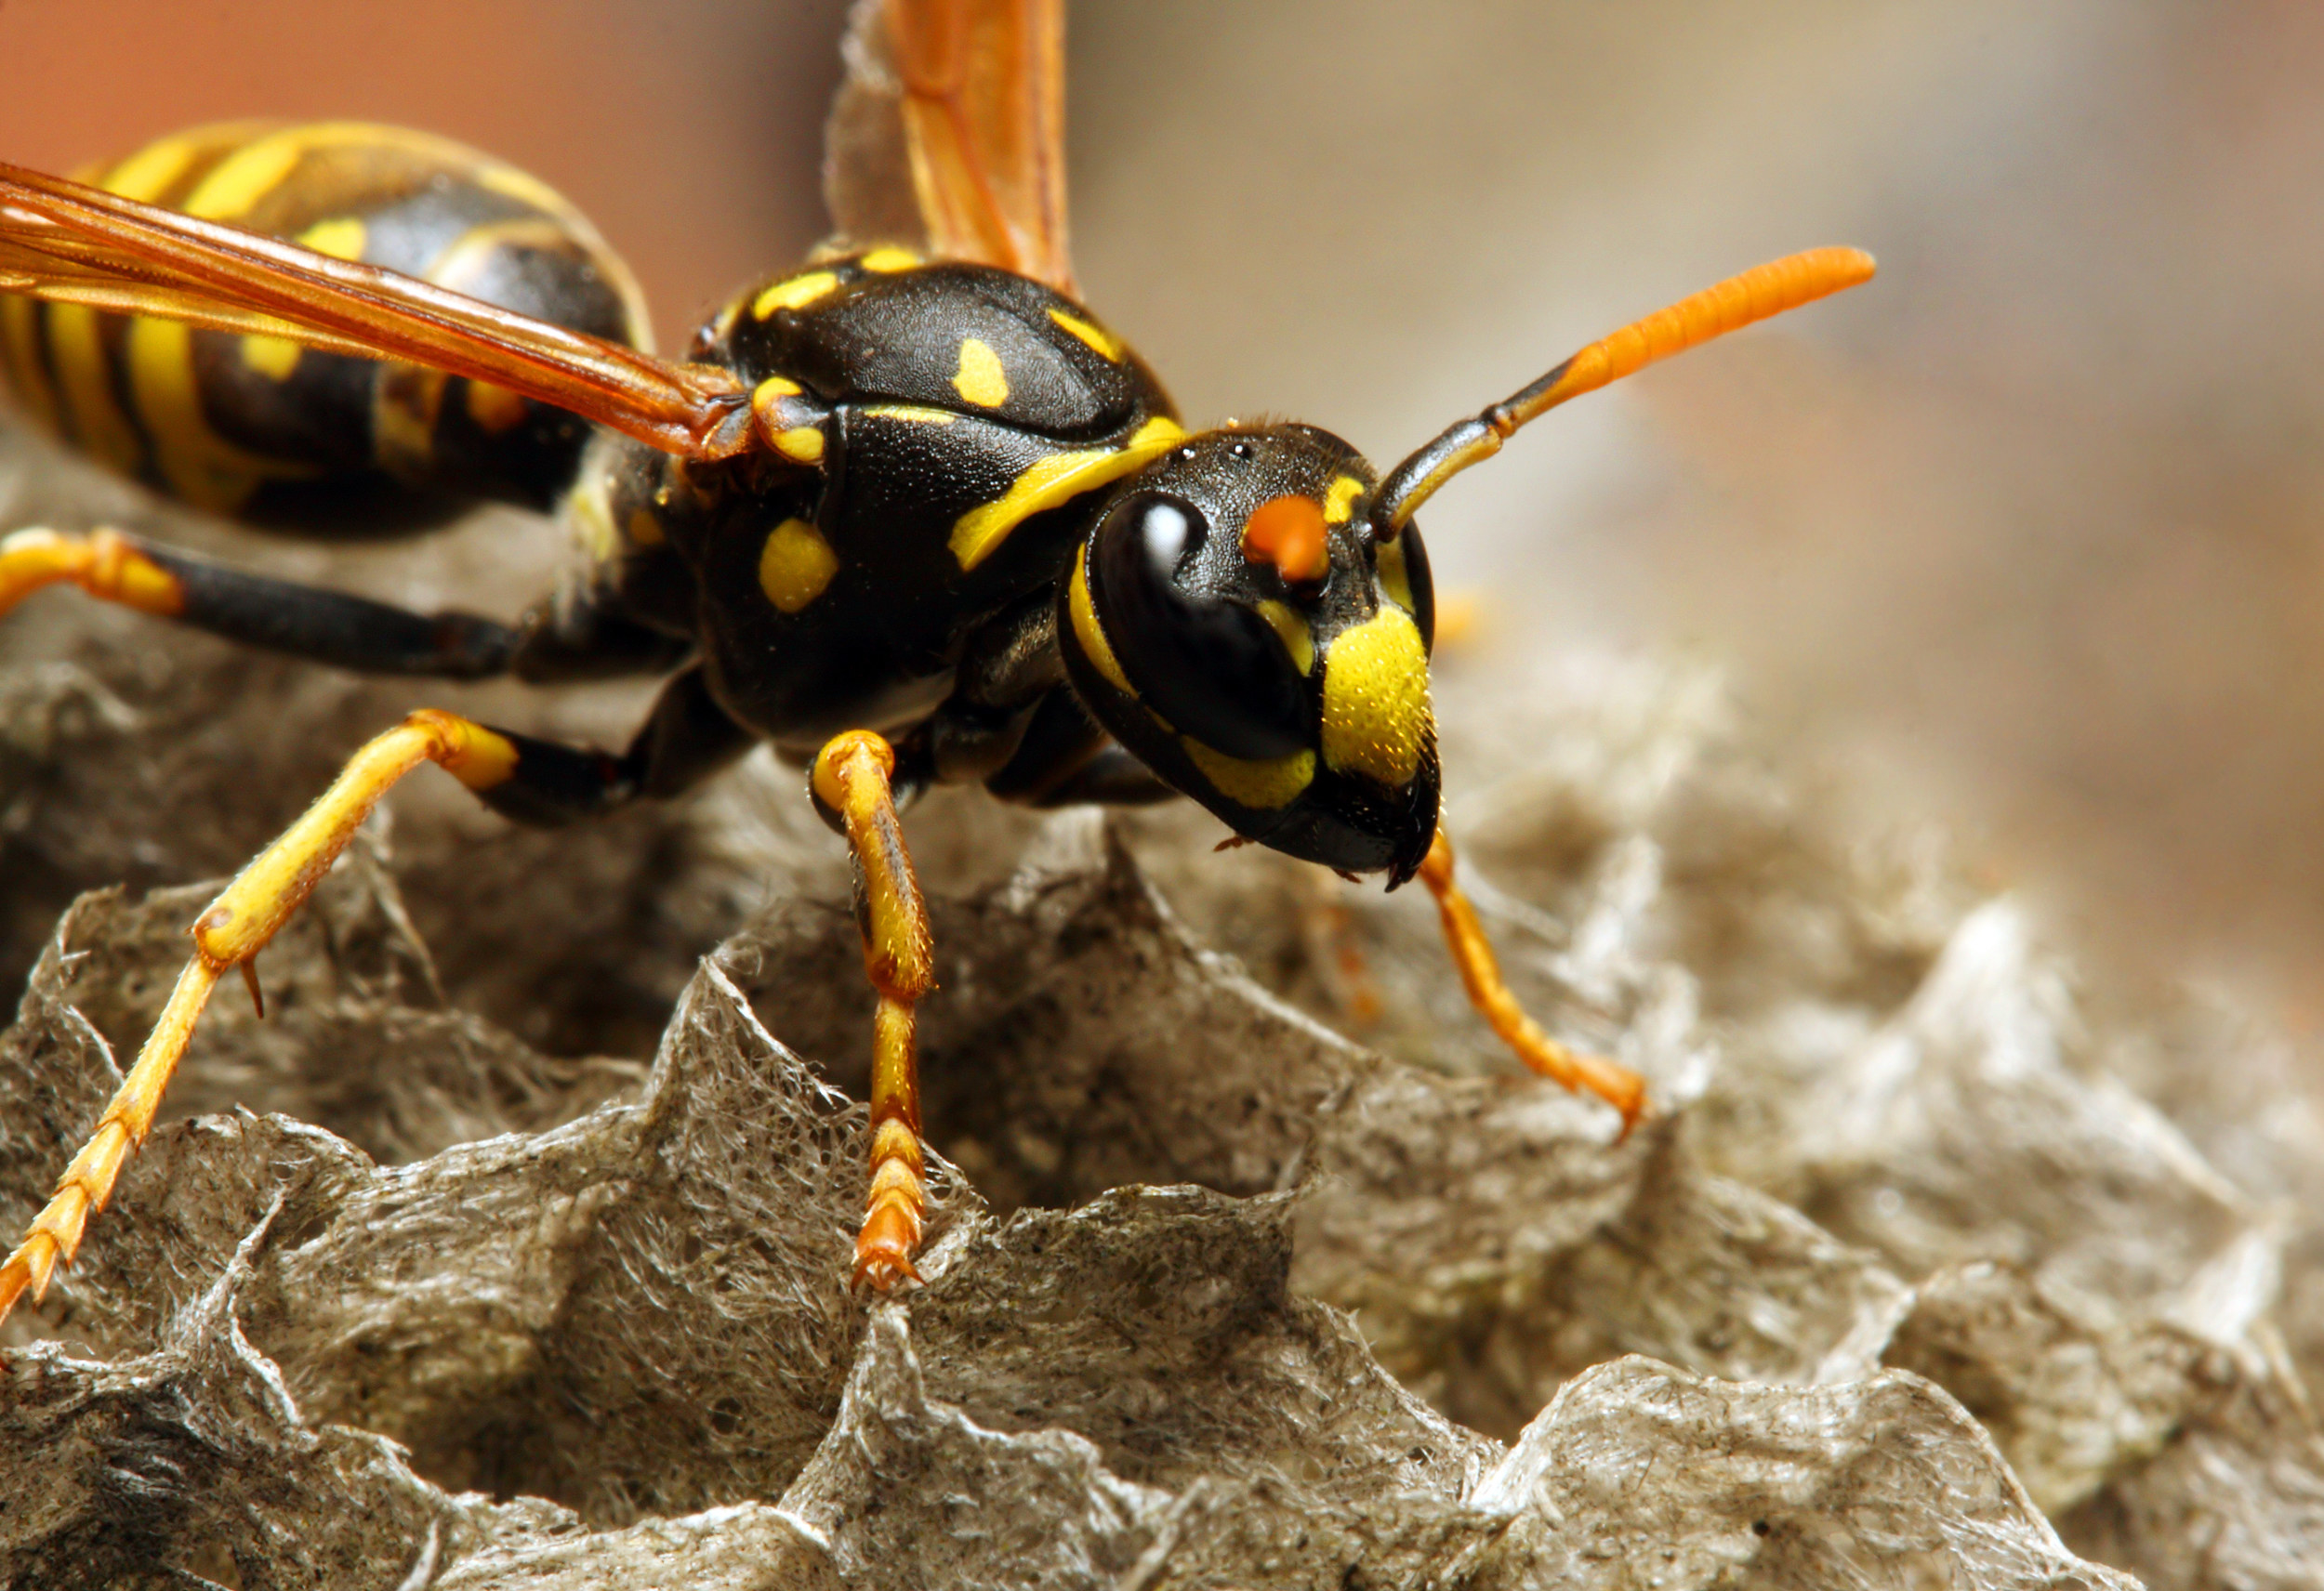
[0,526,519,677]
[1417,826,1647,1134]
[811,730,935,1291]
[0,677,753,1323]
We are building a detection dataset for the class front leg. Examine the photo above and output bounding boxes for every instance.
[812,730,936,1290]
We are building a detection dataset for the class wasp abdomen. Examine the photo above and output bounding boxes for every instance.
[0,122,651,534]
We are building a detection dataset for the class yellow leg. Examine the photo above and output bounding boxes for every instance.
[0,526,186,618]
[0,708,518,1324]
[812,730,936,1291]
[1418,826,1648,1134]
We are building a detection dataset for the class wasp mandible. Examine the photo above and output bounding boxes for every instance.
[0,0,1872,1310]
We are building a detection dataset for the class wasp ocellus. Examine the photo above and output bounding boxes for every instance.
[0,0,1872,1310]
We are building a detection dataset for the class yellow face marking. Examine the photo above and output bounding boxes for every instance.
[759,518,839,613]
[1256,600,1315,676]
[1068,544,1134,695]
[863,404,957,425]
[1376,537,1417,613]
[952,338,1010,408]
[775,426,826,464]
[950,416,1185,571]
[1049,309,1124,362]
[753,271,840,320]
[466,380,530,433]
[1320,608,1433,786]
[859,246,922,272]
[625,506,666,548]
[1182,740,1315,810]
[1324,475,1366,526]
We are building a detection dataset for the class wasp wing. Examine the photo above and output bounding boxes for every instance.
[824,0,1074,295]
[0,162,751,460]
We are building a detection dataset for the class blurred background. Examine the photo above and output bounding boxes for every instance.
[4,0,2324,1021]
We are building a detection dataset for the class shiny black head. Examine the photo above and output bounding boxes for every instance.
[1057,424,1441,884]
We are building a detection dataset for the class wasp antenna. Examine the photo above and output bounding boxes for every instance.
[1374,246,1876,534]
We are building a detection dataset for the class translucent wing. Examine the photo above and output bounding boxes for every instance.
[0,162,753,460]
[824,0,1075,294]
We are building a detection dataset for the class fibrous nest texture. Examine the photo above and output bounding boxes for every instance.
[2,430,2321,1588]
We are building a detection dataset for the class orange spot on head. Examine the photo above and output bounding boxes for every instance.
[1243,494,1328,584]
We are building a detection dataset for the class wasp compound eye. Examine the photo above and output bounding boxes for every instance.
[1092,492,1313,760]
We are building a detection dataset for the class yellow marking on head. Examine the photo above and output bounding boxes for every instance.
[1068,543,1134,695]
[48,307,148,476]
[0,297,60,431]
[863,404,957,425]
[952,338,1010,407]
[466,380,530,432]
[1182,739,1315,810]
[1324,475,1366,526]
[759,518,839,612]
[859,246,922,272]
[1376,537,1416,613]
[1049,309,1124,362]
[753,270,839,320]
[1255,600,1315,675]
[774,426,826,464]
[625,506,666,548]
[1320,607,1433,786]
[950,416,1185,571]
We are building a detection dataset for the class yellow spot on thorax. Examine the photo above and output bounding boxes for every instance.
[1048,309,1124,362]
[950,416,1185,571]
[775,427,825,464]
[1068,544,1134,695]
[863,404,957,425]
[1182,740,1315,809]
[1324,475,1366,525]
[754,271,839,320]
[759,518,839,612]
[952,338,1010,407]
[1320,608,1433,786]
[859,247,922,272]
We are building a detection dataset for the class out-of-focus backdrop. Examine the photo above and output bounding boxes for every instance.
[5,0,2323,1019]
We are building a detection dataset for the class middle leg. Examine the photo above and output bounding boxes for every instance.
[811,730,936,1290]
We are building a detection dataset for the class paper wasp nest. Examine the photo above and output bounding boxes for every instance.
[2,430,2321,1589]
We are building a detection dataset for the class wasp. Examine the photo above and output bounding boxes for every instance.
[0,0,1871,1310]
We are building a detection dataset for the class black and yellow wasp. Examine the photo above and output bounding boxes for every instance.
[0,0,1871,1306]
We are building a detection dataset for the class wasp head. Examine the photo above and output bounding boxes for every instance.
[1057,424,1440,885]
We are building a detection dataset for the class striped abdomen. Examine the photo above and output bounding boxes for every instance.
[0,122,651,534]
